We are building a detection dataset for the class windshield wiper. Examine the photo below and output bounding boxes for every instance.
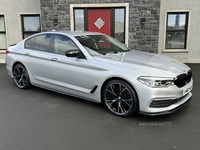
[112,49,130,54]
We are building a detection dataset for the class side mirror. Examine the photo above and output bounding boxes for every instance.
[65,49,86,59]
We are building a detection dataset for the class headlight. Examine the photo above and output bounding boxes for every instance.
[137,76,176,88]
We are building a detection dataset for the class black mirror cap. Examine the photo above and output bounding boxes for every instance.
[65,50,86,59]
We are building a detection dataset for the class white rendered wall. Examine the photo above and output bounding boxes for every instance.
[159,0,200,63]
[0,0,41,63]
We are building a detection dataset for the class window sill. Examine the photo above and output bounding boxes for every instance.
[0,50,6,54]
[162,49,189,53]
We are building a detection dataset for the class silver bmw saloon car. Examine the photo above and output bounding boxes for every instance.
[5,31,193,117]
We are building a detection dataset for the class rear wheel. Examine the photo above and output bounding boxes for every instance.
[13,64,31,89]
[103,80,138,117]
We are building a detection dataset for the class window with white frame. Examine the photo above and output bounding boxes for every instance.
[165,12,188,49]
[21,15,41,39]
[0,15,7,50]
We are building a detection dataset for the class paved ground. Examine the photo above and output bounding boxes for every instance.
[0,53,6,63]
[0,63,200,150]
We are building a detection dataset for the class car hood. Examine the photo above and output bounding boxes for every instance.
[93,50,190,76]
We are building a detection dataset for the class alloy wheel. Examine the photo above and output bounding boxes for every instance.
[13,64,31,89]
[103,80,138,117]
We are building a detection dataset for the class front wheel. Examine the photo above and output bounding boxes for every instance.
[13,64,31,89]
[102,80,138,117]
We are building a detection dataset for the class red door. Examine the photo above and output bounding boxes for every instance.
[88,9,111,35]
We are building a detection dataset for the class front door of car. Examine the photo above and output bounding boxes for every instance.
[50,34,89,95]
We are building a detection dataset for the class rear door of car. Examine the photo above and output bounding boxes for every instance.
[23,34,54,87]
[49,34,89,95]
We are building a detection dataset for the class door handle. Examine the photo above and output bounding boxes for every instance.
[51,57,58,61]
[25,52,30,56]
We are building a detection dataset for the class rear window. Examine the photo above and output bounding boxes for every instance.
[25,37,35,49]
[24,34,52,52]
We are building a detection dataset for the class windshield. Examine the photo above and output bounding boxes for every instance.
[75,34,130,56]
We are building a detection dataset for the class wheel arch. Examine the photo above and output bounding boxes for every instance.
[12,61,31,82]
[100,77,140,112]
[12,61,26,75]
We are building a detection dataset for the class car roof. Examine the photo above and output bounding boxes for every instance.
[40,31,104,37]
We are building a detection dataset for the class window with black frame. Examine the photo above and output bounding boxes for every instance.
[21,15,41,39]
[165,12,188,49]
[74,9,85,31]
[114,8,125,44]
[0,15,7,50]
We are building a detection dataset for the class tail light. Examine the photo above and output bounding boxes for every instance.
[6,50,10,55]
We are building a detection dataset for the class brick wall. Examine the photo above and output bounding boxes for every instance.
[40,0,160,53]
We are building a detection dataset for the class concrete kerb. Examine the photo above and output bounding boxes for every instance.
[0,59,5,64]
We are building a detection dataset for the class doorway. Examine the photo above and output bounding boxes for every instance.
[72,4,128,44]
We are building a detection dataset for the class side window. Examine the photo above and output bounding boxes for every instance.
[54,35,78,55]
[0,15,7,50]
[34,34,52,52]
[25,37,35,49]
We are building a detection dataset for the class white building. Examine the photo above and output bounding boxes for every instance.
[0,0,41,63]
[158,0,200,63]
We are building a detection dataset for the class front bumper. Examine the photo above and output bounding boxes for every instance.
[136,78,193,116]
[139,94,192,116]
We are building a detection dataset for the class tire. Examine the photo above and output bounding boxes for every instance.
[13,64,31,89]
[103,80,138,117]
